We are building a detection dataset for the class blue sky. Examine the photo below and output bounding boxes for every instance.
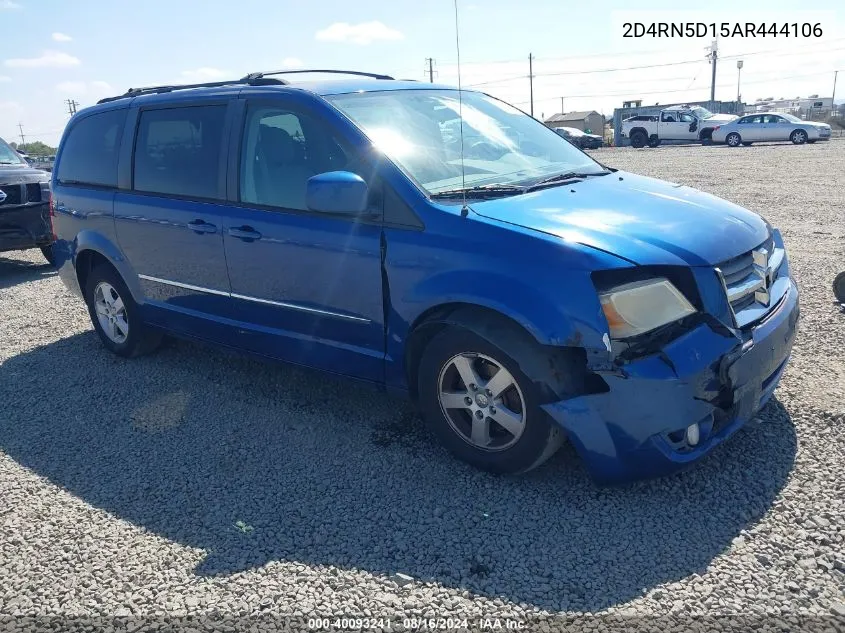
[1,0,842,146]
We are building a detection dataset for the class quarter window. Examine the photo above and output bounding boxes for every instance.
[240,106,352,211]
[133,105,227,199]
[57,109,127,187]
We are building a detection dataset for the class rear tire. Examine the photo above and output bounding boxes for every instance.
[39,245,55,266]
[417,327,563,474]
[790,129,807,144]
[726,132,742,147]
[630,131,647,148]
[84,264,162,358]
[834,272,845,304]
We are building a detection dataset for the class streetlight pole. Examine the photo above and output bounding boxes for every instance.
[736,60,743,104]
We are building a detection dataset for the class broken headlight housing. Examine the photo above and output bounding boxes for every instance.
[599,278,697,339]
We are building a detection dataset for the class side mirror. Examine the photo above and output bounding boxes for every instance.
[306,171,369,215]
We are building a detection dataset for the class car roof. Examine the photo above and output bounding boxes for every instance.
[79,78,465,116]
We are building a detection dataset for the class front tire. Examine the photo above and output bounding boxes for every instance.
[726,132,742,147]
[834,272,845,303]
[84,264,162,357]
[790,129,807,144]
[647,135,661,148]
[629,131,647,148]
[417,327,563,474]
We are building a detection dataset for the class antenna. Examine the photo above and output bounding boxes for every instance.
[453,0,468,217]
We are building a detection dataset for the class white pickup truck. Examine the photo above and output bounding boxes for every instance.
[621,105,738,147]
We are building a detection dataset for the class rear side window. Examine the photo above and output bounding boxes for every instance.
[57,109,126,187]
[133,105,227,200]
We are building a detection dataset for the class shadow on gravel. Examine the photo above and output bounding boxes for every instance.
[0,254,56,290]
[0,333,797,612]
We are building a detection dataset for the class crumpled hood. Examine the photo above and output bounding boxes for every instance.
[470,171,770,266]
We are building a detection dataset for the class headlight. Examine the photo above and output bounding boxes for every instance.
[599,278,696,339]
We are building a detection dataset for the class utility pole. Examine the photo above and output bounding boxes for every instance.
[736,60,743,104]
[560,96,564,114]
[17,122,25,146]
[832,70,838,117]
[66,99,79,116]
[529,53,534,117]
[425,58,435,83]
[707,40,718,103]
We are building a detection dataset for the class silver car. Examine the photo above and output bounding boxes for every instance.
[711,112,832,147]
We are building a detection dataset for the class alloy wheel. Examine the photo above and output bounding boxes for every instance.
[94,281,129,344]
[437,352,526,451]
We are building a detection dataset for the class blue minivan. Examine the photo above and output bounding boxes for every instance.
[50,70,799,483]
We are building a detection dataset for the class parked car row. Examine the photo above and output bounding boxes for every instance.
[620,104,832,148]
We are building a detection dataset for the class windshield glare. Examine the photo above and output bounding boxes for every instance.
[781,113,802,123]
[326,89,603,194]
[0,138,25,165]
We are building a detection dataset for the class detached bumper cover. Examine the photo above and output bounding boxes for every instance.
[543,280,799,483]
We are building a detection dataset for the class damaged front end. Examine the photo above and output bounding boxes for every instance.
[543,233,800,484]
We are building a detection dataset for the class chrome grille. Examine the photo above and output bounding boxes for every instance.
[716,236,784,325]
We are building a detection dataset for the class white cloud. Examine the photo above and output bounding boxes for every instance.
[0,0,22,9]
[179,67,230,82]
[0,75,10,82]
[55,80,113,97]
[315,21,403,45]
[51,32,72,42]
[5,50,81,69]
[281,57,304,69]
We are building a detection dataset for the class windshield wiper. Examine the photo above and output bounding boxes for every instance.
[430,183,526,200]
[524,170,611,193]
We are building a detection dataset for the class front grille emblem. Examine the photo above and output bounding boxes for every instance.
[0,190,7,204]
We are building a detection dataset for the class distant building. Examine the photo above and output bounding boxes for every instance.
[544,111,604,134]
[752,96,833,116]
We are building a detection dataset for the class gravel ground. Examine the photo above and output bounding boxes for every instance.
[0,141,843,632]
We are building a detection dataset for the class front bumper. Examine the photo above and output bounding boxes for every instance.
[543,279,799,484]
[0,203,51,252]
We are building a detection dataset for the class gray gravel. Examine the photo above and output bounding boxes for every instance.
[1,141,843,631]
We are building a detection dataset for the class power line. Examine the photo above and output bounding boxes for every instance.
[510,69,839,104]
[467,58,706,87]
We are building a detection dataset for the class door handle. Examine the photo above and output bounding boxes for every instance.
[228,226,262,242]
[187,219,217,234]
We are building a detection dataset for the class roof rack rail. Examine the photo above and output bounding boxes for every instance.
[243,69,395,81]
[96,76,288,105]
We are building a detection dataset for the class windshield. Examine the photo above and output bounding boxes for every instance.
[781,113,803,123]
[0,137,25,165]
[690,106,714,120]
[326,89,603,194]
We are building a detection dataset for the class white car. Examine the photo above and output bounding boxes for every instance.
[711,112,832,147]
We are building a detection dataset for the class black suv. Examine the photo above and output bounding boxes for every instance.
[0,136,53,264]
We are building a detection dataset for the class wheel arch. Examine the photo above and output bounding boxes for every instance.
[73,231,142,303]
[404,302,607,403]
